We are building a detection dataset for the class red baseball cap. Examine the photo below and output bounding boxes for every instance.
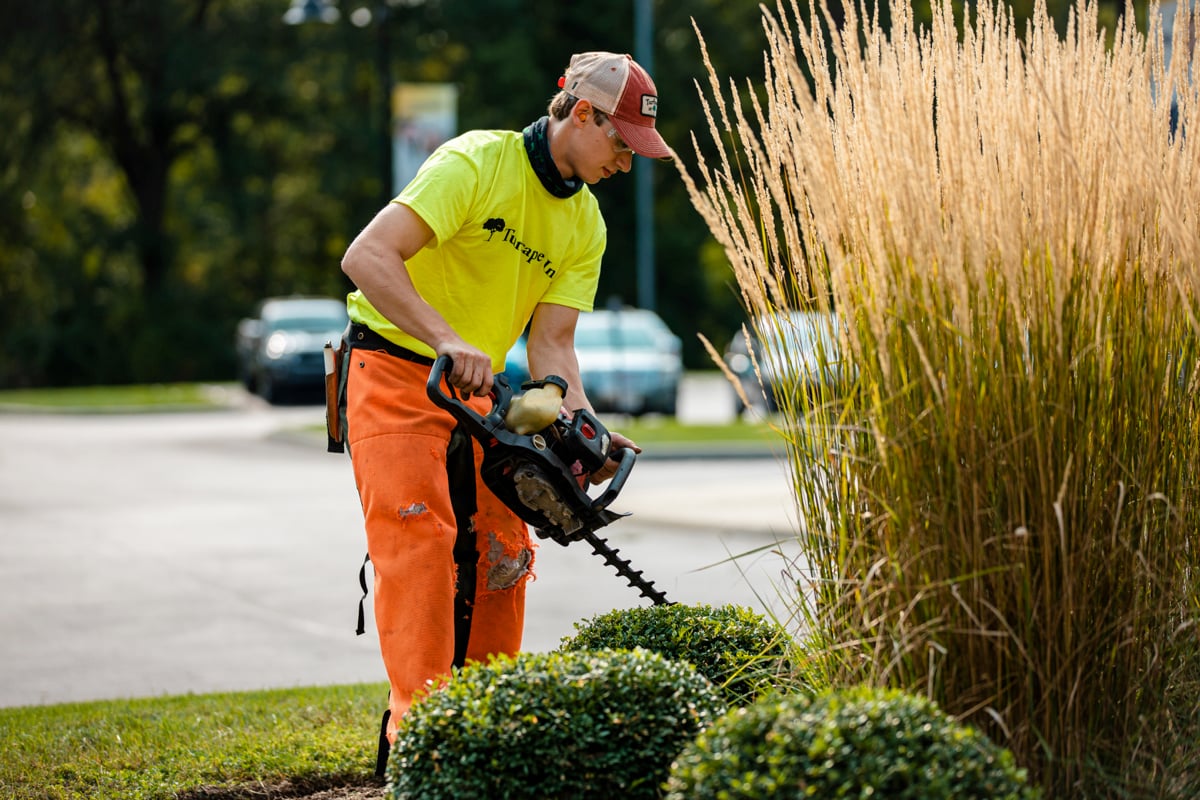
[559,52,671,161]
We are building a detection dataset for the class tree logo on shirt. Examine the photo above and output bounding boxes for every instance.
[483,218,506,240]
[481,217,556,278]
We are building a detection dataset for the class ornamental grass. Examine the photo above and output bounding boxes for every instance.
[678,0,1200,795]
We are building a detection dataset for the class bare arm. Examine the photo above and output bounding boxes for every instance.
[341,202,494,396]
[526,303,641,482]
[525,303,590,414]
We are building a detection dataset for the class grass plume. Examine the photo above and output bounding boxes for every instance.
[678,0,1200,795]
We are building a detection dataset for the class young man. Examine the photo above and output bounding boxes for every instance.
[339,51,671,747]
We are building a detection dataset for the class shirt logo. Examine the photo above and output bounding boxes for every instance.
[641,95,657,118]
[481,218,556,278]
[483,218,506,239]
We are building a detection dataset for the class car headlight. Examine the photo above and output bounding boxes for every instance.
[265,332,291,359]
[727,353,751,375]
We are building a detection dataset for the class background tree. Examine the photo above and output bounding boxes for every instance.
[0,0,1147,387]
[1,0,347,383]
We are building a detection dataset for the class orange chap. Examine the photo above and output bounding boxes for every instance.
[345,349,533,742]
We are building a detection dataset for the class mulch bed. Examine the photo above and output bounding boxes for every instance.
[286,789,384,800]
[181,779,386,800]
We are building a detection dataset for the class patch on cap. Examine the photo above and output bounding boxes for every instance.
[560,51,671,160]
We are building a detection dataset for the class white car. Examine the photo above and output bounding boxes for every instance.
[724,310,845,414]
[573,307,682,417]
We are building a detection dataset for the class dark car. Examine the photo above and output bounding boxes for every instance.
[724,310,845,414]
[236,296,348,403]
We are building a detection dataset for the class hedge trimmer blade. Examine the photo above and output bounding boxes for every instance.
[574,529,671,606]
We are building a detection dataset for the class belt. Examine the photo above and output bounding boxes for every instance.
[346,322,435,366]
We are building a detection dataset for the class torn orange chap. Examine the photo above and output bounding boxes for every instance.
[346,350,533,742]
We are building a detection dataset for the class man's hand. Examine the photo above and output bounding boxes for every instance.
[591,430,642,484]
[437,342,494,397]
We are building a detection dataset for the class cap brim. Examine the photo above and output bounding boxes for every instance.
[611,118,673,161]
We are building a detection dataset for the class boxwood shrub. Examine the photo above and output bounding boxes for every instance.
[664,686,1040,799]
[558,603,792,704]
[388,648,725,800]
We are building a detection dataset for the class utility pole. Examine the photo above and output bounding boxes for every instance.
[634,0,656,312]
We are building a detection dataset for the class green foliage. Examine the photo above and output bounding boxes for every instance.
[0,682,387,800]
[0,0,764,388]
[388,648,724,800]
[0,0,1149,388]
[664,686,1040,800]
[558,603,792,705]
[0,0,363,388]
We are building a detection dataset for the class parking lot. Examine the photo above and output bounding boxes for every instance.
[0,377,802,708]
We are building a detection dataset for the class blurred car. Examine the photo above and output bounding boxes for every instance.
[574,307,682,416]
[724,310,844,414]
[236,296,348,403]
[498,333,531,388]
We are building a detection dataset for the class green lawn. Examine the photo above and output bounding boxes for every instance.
[0,383,236,412]
[0,683,389,800]
[615,415,777,446]
[0,380,781,449]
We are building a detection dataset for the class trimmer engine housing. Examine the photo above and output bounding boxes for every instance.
[426,355,669,605]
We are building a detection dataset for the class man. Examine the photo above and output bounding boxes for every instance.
[338,51,671,749]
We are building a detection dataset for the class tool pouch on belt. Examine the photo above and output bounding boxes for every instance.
[323,338,349,453]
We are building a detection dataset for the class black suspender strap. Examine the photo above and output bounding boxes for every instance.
[356,552,371,636]
[446,423,480,668]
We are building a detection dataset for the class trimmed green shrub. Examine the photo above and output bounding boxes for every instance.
[388,648,725,800]
[664,686,1040,800]
[558,603,792,704]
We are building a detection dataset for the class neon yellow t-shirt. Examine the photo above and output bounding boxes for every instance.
[346,129,606,370]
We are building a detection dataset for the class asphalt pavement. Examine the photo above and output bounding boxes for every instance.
[0,376,803,709]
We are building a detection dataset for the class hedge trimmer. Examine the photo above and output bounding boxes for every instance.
[426,354,670,606]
